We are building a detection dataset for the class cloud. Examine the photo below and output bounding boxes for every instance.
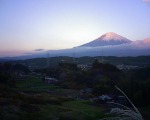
[24,52,34,55]
[34,49,45,51]
[143,0,150,3]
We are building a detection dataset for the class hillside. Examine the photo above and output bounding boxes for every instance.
[6,56,150,70]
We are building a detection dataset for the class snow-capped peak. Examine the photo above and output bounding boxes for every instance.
[80,32,132,47]
[99,32,131,42]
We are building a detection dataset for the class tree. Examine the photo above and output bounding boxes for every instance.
[13,64,30,73]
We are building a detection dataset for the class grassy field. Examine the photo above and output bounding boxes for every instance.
[16,76,58,92]
[62,100,107,119]
[5,76,106,120]
[0,85,107,120]
[39,100,107,120]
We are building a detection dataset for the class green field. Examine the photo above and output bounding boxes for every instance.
[2,76,107,120]
[1,75,149,119]
[16,76,58,92]
[62,100,107,119]
[39,100,107,120]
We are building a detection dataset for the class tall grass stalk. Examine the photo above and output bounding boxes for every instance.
[99,86,143,120]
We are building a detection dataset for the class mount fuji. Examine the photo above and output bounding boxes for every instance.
[47,33,150,57]
[80,32,132,47]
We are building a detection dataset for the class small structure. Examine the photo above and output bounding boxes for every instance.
[44,77,58,84]
[99,95,112,101]
[77,64,91,71]
[117,64,139,70]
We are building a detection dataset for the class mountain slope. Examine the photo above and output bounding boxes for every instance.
[80,32,132,47]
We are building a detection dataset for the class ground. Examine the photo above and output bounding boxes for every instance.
[0,76,109,120]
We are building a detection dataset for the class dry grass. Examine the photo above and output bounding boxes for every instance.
[99,86,143,120]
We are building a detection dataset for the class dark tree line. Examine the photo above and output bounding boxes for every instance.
[0,63,30,86]
[117,67,150,106]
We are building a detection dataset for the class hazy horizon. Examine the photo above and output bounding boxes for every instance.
[0,0,150,57]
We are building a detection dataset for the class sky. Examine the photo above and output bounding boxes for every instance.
[0,0,150,57]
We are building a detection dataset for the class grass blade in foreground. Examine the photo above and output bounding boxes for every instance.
[99,86,143,120]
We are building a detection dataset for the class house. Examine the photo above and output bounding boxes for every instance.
[98,95,112,101]
[90,94,113,104]
[44,77,58,84]
[117,64,139,70]
[77,64,91,71]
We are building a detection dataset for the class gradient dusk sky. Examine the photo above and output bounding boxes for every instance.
[0,0,150,57]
